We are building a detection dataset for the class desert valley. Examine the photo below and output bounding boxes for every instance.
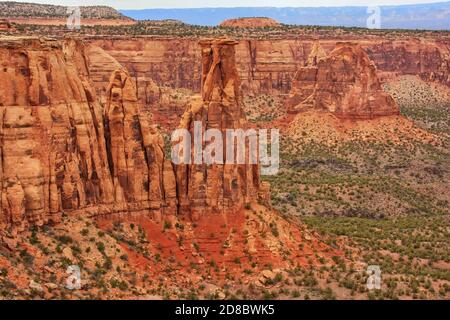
[0,1,449,301]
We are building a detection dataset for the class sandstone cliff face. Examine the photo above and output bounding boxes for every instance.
[0,36,266,229]
[0,37,343,284]
[0,19,12,31]
[84,44,122,106]
[0,37,110,228]
[104,69,177,219]
[0,37,175,229]
[306,41,327,66]
[90,37,450,98]
[89,39,202,92]
[287,43,400,119]
[175,38,261,220]
[85,42,195,132]
[365,39,450,87]
[219,17,280,28]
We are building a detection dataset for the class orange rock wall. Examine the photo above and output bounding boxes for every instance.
[287,43,400,119]
[0,38,175,229]
[89,37,450,97]
[175,38,261,221]
[0,37,265,229]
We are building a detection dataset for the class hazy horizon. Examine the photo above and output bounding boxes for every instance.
[2,0,449,9]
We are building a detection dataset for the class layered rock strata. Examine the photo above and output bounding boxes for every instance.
[175,38,262,220]
[0,37,175,229]
[90,37,450,98]
[287,43,400,119]
[0,36,266,229]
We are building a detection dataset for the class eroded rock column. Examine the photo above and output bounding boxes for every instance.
[175,38,261,220]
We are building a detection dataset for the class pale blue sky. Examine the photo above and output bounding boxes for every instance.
[5,0,447,9]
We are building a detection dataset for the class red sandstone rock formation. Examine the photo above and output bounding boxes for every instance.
[104,69,177,219]
[287,43,400,119]
[0,19,13,31]
[90,37,450,98]
[365,40,450,87]
[0,37,174,229]
[85,43,196,131]
[220,17,280,28]
[0,37,343,285]
[306,41,327,67]
[84,44,122,106]
[0,36,267,229]
[0,37,108,229]
[175,38,262,220]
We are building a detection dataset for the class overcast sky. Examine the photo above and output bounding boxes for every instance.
[4,0,447,9]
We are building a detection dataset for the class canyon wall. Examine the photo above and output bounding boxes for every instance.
[0,37,176,229]
[86,41,195,131]
[0,36,266,229]
[89,37,450,97]
[287,42,400,119]
[175,38,261,221]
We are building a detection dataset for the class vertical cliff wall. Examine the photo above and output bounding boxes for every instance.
[89,37,450,97]
[0,36,270,229]
[0,37,176,229]
[287,42,400,119]
[175,38,261,220]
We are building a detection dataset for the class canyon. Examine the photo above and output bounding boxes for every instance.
[81,35,449,131]
[88,36,450,99]
[0,36,270,229]
[0,8,449,299]
[0,35,344,299]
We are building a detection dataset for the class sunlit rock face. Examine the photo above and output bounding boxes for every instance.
[288,43,400,119]
[175,38,263,221]
[0,37,176,229]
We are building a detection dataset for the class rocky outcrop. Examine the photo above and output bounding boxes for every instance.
[0,37,109,228]
[0,19,12,31]
[365,40,450,87]
[220,17,280,28]
[84,44,122,106]
[89,39,202,93]
[175,38,261,220]
[0,36,268,229]
[306,41,327,66]
[90,37,450,98]
[104,69,177,219]
[287,43,400,119]
[0,37,344,287]
[85,43,195,132]
[0,37,175,229]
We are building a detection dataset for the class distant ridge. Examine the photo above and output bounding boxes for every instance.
[120,1,450,30]
[0,1,129,20]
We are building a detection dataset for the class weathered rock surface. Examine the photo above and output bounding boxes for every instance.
[175,38,261,220]
[84,44,122,106]
[0,37,344,294]
[365,40,450,87]
[287,43,400,119]
[104,68,177,218]
[89,37,450,98]
[0,19,13,31]
[220,17,280,28]
[306,41,327,67]
[85,42,196,131]
[0,37,109,228]
[0,36,268,228]
[0,37,174,229]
